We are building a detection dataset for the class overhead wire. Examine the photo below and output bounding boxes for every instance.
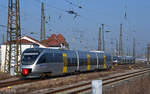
[63,0,88,49]
[63,0,112,50]
[33,0,81,43]
[64,0,83,9]
[122,0,135,55]
[1,0,113,50]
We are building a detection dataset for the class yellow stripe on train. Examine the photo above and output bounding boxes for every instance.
[104,55,107,69]
[63,53,67,73]
[87,54,91,70]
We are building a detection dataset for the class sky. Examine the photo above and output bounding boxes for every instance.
[0,0,150,56]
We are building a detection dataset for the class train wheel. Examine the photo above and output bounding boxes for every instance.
[75,70,80,74]
[47,73,52,77]
[40,73,46,79]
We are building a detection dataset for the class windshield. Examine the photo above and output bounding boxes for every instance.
[113,57,117,61]
[21,53,39,65]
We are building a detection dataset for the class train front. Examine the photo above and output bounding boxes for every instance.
[20,48,43,78]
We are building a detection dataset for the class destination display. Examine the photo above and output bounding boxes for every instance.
[23,53,39,55]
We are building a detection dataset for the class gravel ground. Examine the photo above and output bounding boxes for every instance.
[0,72,12,80]
[0,62,148,94]
[0,71,21,81]
[103,73,150,94]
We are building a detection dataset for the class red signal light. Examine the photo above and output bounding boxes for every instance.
[22,69,29,76]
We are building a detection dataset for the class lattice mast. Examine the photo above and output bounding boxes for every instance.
[119,24,123,56]
[101,24,105,51]
[98,27,102,51]
[40,2,46,41]
[133,38,136,57]
[4,0,21,74]
[116,39,119,56]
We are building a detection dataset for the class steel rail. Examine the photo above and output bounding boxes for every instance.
[47,68,150,94]
[0,79,40,89]
[0,65,148,92]
[70,70,149,94]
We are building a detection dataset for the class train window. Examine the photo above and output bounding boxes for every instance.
[106,55,111,62]
[37,54,47,64]
[81,58,84,66]
[69,57,77,66]
[46,53,63,63]
[98,54,104,65]
[94,58,97,65]
[64,52,77,66]
[90,58,93,65]
[46,53,51,63]
[72,58,77,66]
[46,53,54,63]
[83,58,86,65]
[91,58,96,65]
[80,58,84,66]
[84,58,87,65]
[68,52,77,66]
[72,58,75,63]
[53,53,57,62]
[53,53,62,63]
[98,58,101,64]
[57,53,63,62]
[22,53,39,65]
[67,57,71,65]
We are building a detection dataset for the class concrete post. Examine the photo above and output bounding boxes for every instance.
[92,80,102,94]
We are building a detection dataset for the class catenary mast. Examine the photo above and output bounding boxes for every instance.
[4,0,21,74]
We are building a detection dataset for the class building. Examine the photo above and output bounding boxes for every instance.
[0,36,46,72]
[42,34,69,49]
[0,34,69,72]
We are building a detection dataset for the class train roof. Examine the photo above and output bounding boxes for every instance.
[23,48,105,54]
[114,55,135,58]
[90,50,104,53]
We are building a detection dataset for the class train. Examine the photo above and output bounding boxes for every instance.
[20,48,112,78]
[113,56,136,65]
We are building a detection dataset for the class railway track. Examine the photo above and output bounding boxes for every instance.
[0,63,148,92]
[0,79,40,89]
[46,68,150,94]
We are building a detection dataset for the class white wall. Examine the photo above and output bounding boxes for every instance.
[0,36,68,72]
[0,44,35,72]
[21,37,46,48]
[1,45,6,72]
